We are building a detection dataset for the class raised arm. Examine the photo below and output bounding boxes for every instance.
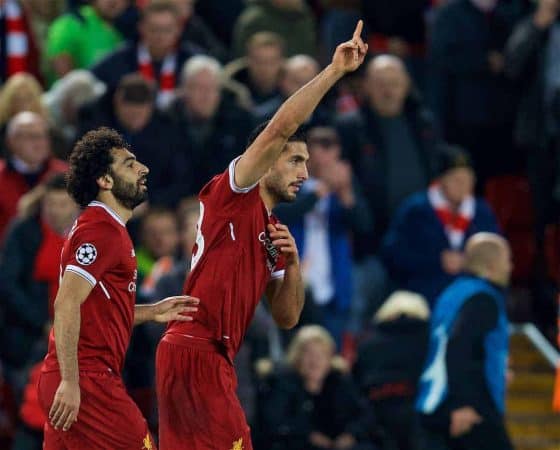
[49,272,93,432]
[234,20,368,189]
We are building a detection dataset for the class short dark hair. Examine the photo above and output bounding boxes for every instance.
[67,127,130,208]
[116,73,155,104]
[140,0,179,21]
[247,121,306,148]
[44,173,67,192]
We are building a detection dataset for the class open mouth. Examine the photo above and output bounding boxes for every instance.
[138,178,148,190]
[290,182,303,192]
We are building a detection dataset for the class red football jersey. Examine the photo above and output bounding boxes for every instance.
[167,158,285,361]
[42,201,137,375]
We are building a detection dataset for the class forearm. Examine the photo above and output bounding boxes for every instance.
[134,304,154,325]
[272,65,344,138]
[53,300,81,383]
[270,264,305,329]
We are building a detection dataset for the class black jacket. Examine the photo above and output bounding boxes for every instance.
[259,368,374,450]
[336,96,438,258]
[0,216,49,368]
[353,317,429,401]
[504,15,554,149]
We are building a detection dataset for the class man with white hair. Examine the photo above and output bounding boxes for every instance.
[255,54,332,128]
[0,111,67,243]
[416,232,513,450]
[171,54,255,192]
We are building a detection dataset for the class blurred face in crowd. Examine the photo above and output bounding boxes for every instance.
[366,56,410,117]
[470,0,498,12]
[114,94,154,133]
[296,339,332,387]
[8,84,41,118]
[7,113,51,170]
[170,0,195,20]
[93,0,128,20]
[465,234,513,287]
[140,10,181,60]
[247,44,284,94]
[280,56,319,97]
[270,0,304,10]
[141,212,179,259]
[261,142,309,204]
[307,131,341,177]
[183,68,222,121]
[41,189,78,235]
[439,167,475,207]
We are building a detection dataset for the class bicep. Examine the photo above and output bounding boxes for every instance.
[55,270,95,309]
[234,123,290,189]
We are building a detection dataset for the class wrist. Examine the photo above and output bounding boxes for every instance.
[325,63,346,80]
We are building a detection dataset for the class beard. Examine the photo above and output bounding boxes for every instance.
[110,170,147,210]
[263,172,297,204]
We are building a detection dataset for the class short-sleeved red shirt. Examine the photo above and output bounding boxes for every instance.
[42,201,137,375]
[167,158,285,361]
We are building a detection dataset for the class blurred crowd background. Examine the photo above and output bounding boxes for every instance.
[0,0,559,449]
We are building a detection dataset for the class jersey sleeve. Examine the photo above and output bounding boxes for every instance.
[63,222,121,287]
[199,156,260,216]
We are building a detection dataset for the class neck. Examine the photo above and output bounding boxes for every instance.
[95,193,132,224]
[259,184,277,213]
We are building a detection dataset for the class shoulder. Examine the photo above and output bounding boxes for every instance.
[400,192,430,213]
[72,213,122,240]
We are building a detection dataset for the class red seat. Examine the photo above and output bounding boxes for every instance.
[485,176,536,284]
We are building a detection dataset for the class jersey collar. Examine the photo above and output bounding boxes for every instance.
[88,201,126,227]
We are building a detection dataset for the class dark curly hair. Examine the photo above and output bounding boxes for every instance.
[66,128,130,208]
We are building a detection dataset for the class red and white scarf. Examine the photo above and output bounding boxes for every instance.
[428,183,475,250]
[137,44,176,109]
[3,0,28,76]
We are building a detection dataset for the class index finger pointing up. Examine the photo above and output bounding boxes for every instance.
[353,20,364,40]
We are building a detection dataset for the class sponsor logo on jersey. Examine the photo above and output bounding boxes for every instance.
[258,230,279,272]
[231,438,243,450]
[75,243,97,265]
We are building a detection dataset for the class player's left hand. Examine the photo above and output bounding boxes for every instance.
[331,20,368,74]
[152,295,200,323]
[268,223,299,266]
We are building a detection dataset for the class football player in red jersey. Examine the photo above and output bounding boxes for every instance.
[38,127,199,450]
[156,21,368,450]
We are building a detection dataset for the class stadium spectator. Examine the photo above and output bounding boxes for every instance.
[43,70,106,158]
[255,54,332,128]
[0,112,66,244]
[232,0,317,58]
[353,291,430,450]
[275,126,373,345]
[259,325,375,450]
[504,0,560,248]
[0,73,48,147]
[0,0,42,84]
[0,174,77,395]
[78,73,192,207]
[336,55,438,318]
[381,144,499,305]
[46,0,127,82]
[416,233,513,450]
[168,0,229,62]
[225,31,285,107]
[92,0,200,109]
[170,55,255,192]
[428,0,518,187]
[319,0,361,62]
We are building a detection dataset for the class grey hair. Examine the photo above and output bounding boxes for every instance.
[374,290,430,323]
[181,55,223,84]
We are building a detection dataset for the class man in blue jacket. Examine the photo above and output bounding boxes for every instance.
[416,232,513,450]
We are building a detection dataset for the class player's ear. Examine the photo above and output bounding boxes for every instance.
[97,173,113,190]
